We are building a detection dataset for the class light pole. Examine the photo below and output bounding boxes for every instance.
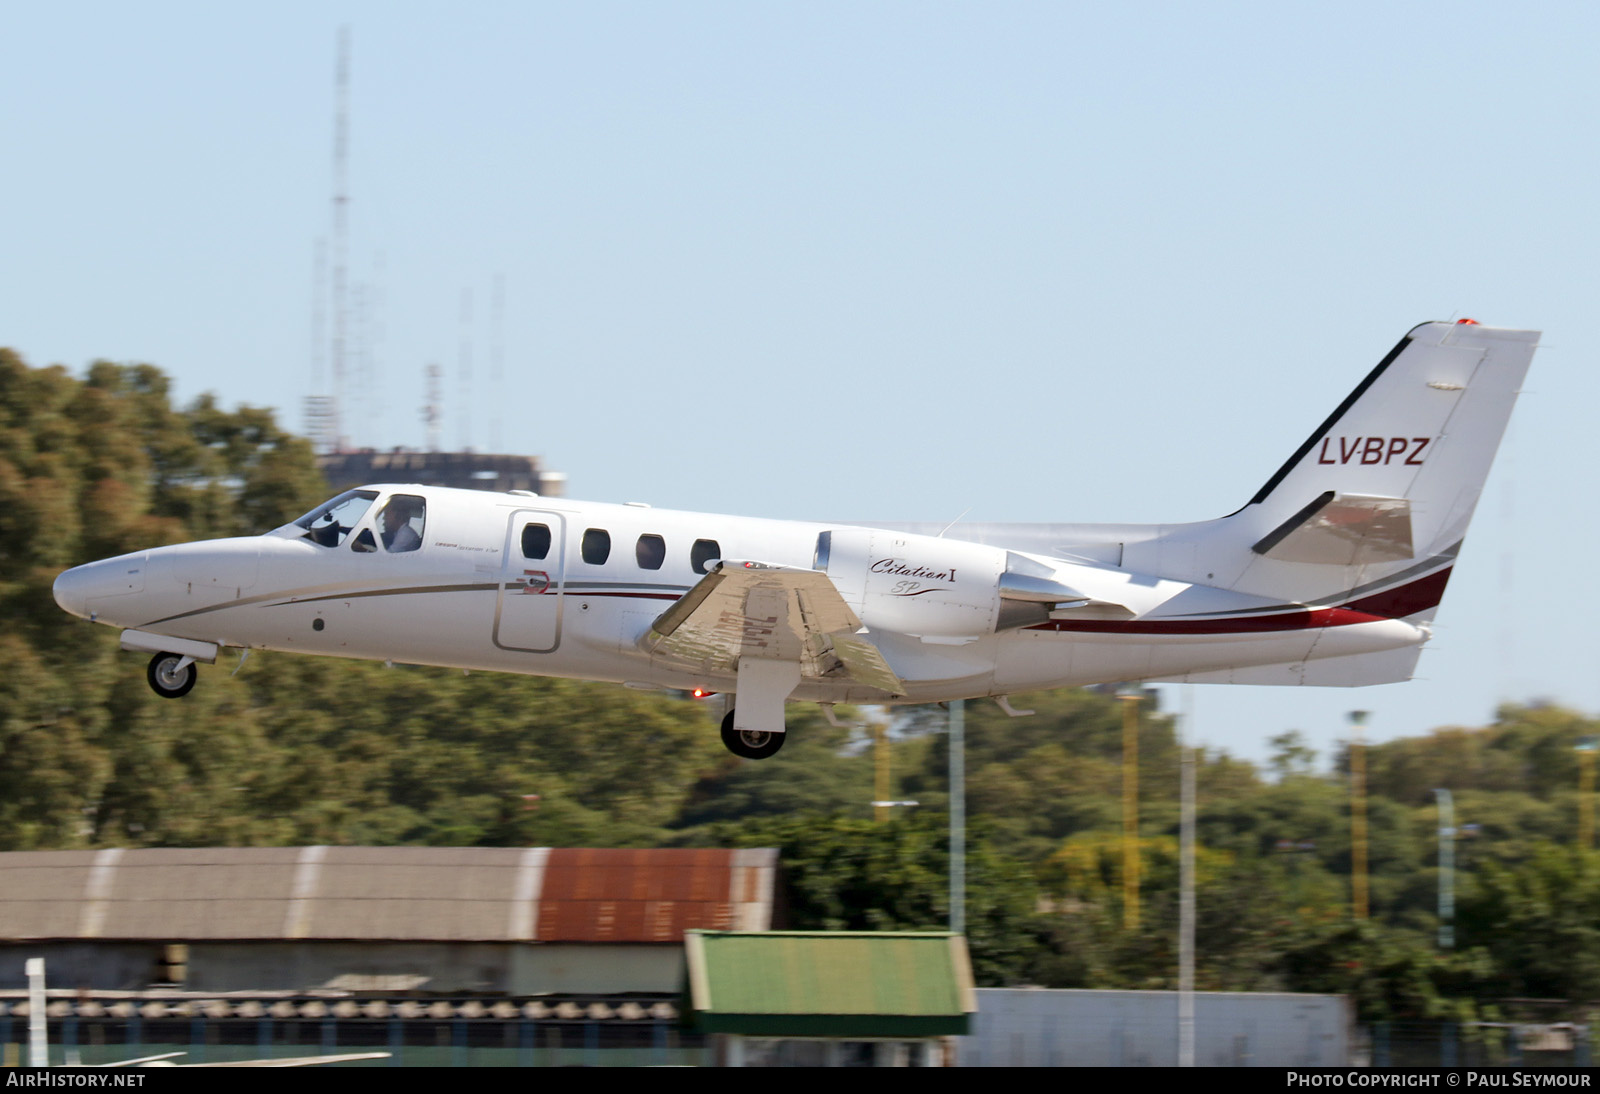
[1348,710,1369,920]
[1576,736,1597,850]
[1120,687,1142,931]
[949,699,965,936]
[26,958,46,1067]
[1435,788,1454,950]
[1178,685,1196,1069]
[874,722,890,824]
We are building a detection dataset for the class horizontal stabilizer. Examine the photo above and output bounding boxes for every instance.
[1251,491,1414,566]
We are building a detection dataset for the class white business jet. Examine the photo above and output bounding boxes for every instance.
[54,320,1538,759]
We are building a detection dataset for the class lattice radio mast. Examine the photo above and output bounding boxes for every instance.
[330,25,351,451]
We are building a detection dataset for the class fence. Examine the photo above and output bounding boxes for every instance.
[1367,1022,1592,1068]
[0,996,709,1067]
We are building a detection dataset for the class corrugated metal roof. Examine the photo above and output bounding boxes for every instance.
[684,931,977,1037]
[0,847,775,943]
[536,848,764,942]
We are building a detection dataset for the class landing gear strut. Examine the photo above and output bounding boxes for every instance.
[146,652,197,698]
[720,709,786,760]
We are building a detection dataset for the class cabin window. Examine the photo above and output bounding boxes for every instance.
[636,534,666,570]
[377,494,426,553]
[294,489,378,549]
[691,538,721,575]
[582,528,611,565]
[521,523,552,559]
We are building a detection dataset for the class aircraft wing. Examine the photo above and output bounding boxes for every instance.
[641,561,906,697]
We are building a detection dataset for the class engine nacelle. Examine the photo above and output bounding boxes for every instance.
[818,527,1013,639]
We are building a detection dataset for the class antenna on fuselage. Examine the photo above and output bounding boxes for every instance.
[937,507,972,538]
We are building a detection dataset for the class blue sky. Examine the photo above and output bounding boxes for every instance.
[5,2,1597,770]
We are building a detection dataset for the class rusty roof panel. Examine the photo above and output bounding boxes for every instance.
[541,849,733,904]
[534,848,753,942]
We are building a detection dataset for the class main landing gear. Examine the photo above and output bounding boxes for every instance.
[146,652,197,698]
[720,709,786,760]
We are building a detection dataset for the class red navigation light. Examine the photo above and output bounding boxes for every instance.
[691,688,717,699]
[1456,318,1480,325]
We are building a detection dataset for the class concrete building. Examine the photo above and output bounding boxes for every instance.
[317,450,566,497]
[958,988,1351,1067]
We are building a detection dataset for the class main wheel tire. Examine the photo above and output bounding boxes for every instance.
[720,708,786,760]
[147,652,197,699]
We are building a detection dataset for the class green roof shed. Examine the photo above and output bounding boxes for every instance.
[683,930,977,1039]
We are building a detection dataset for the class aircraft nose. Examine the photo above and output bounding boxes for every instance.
[53,552,150,622]
[53,565,90,619]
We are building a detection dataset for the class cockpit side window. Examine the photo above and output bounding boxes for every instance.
[294,490,378,549]
[377,494,426,553]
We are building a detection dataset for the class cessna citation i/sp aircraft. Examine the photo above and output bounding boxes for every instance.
[54,320,1538,759]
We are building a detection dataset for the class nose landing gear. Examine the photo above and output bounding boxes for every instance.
[146,652,197,698]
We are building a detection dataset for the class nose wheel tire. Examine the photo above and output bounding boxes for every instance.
[147,652,197,698]
[720,709,786,760]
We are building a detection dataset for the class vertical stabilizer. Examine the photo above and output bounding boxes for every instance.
[1191,320,1538,614]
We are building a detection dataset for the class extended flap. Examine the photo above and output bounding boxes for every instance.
[642,560,905,697]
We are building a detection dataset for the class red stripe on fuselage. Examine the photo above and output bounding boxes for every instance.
[1343,566,1452,619]
[1030,606,1391,636]
[1027,566,1451,636]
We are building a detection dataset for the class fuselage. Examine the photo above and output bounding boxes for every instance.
[53,483,1427,705]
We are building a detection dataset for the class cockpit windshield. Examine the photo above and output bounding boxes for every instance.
[292,490,378,548]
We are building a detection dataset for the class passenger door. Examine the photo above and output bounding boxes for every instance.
[494,509,567,653]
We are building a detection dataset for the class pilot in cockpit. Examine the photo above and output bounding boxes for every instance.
[378,496,424,553]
